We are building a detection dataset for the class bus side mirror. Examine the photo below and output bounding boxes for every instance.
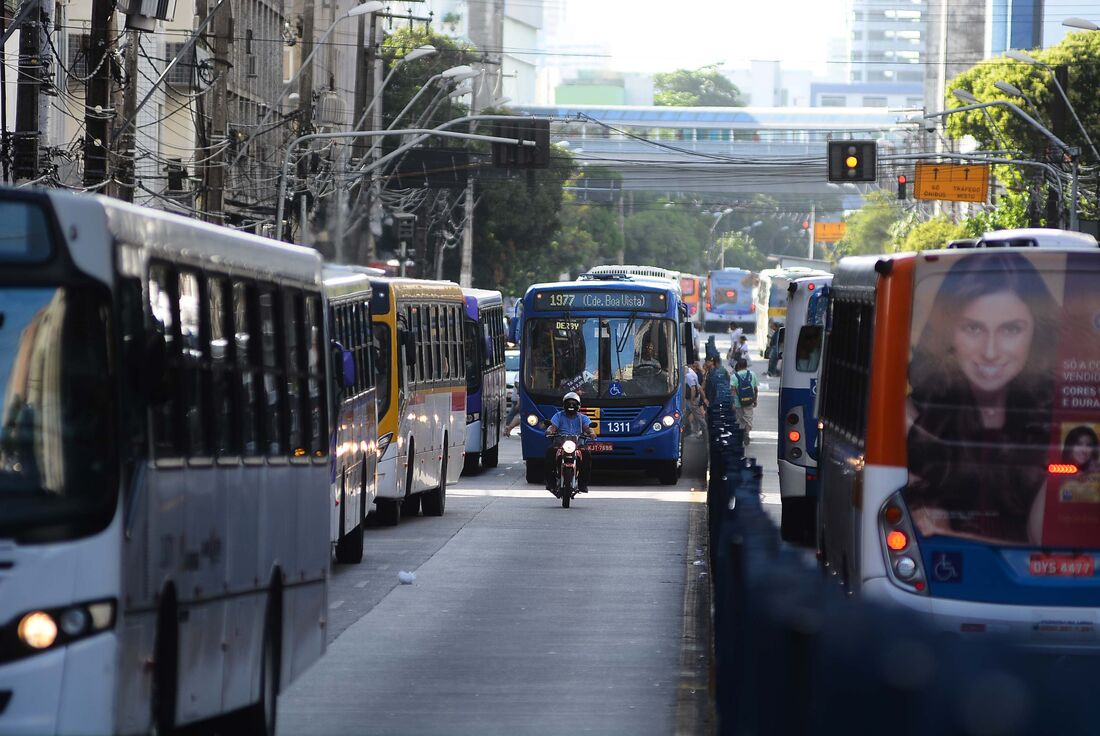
[682,323,698,362]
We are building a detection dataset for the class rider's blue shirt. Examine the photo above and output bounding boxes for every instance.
[550,410,591,435]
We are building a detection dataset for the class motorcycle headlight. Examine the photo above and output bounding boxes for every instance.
[562,440,577,454]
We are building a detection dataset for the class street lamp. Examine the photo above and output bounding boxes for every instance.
[952,89,1012,152]
[351,44,438,133]
[233,0,384,166]
[1005,48,1100,162]
[993,80,1044,120]
[706,208,733,268]
[1063,17,1099,31]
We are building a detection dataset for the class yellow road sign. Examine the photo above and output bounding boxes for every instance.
[914,162,990,203]
[814,222,846,243]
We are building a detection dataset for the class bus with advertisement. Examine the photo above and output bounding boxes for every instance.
[777,274,831,546]
[679,273,703,323]
[462,288,507,473]
[516,275,690,486]
[0,188,331,734]
[369,277,466,525]
[702,268,754,332]
[753,266,829,349]
[816,242,1100,648]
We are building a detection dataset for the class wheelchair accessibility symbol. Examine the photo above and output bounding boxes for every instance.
[609,381,623,397]
[932,551,962,583]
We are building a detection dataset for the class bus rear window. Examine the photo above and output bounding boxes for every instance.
[679,278,696,296]
[794,326,822,372]
[0,201,53,263]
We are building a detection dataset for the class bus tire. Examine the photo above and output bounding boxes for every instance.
[463,452,481,475]
[151,590,178,736]
[334,476,364,564]
[525,460,544,484]
[482,441,499,469]
[422,445,447,517]
[657,461,678,485]
[239,588,281,736]
[376,498,401,527]
[780,498,814,548]
[401,448,419,517]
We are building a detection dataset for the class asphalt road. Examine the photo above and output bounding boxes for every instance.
[275,331,779,736]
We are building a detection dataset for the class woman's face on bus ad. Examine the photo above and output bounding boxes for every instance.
[952,289,1035,396]
[1069,434,1097,467]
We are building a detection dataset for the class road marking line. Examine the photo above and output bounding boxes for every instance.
[761,493,781,506]
[328,600,344,609]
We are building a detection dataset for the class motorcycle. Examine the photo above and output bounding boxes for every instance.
[549,433,587,508]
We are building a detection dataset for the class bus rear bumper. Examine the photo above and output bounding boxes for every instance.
[778,460,807,499]
[464,420,483,453]
[863,578,1100,652]
[0,632,116,735]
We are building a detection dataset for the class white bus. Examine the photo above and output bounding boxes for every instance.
[323,265,382,563]
[753,266,829,350]
[0,188,330,735]
[369,278,467,524]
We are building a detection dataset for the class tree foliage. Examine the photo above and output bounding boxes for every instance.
[715,232,767,272]
[623,209,712,272]
[654,66,744,107]
[381,27,478,129]
[959,189,1030,237]
[896,216,965,252]
[833,191,903,259]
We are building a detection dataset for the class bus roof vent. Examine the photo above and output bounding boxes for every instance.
[578,272,634,282]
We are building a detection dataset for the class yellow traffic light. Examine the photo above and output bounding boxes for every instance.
[845,155,858,169]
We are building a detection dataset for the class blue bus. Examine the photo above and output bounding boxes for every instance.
[777,274,831,546]
[702,268,755,332]
[517,275,689,485]
[462,288,507,473]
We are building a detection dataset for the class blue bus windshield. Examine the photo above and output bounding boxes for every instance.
[523,317,678,400]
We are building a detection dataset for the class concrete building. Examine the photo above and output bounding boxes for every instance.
[810,81,924,108]
[847,0,927,85]
[986,0,1043,55]
[555,70,653,106]
[923,0,986,114]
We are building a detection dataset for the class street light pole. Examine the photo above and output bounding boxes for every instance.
[275,126,539,242]
[926,99,1080,230]
[1006,49,1100,163]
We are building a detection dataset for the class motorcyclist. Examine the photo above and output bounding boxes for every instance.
[544,391,595,493]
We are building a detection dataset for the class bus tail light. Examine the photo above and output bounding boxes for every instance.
[787,430,801,443]
[1048,463,1078,475]
[750,303,756,312]
[879,494,928,596]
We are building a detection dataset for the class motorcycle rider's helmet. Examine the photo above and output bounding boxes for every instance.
[562,392,581,416]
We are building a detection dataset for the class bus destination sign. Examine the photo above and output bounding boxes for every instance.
[533,290,667,312]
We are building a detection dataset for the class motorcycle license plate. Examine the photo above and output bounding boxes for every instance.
[586,442,613,453]
[1028,554,1095,577]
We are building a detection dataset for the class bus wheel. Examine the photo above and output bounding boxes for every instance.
[423,448,447,516]
[482,441,499,469]
[463,451,481,475]
[401,450,419,518]
[151,592,178,736]
[334,479,364,564]
[239,590,281,736]
[376,498,401,527]
[525,460,544,484]
[657,461,678,485]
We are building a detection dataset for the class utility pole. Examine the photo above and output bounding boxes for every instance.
[202,0,231,222]
[116,29,140,201]
[616,182,625,265]
[84,0,115,189]
[13,0,43,182]
[1046,64,1069,228]
[356,9,377,261]
[808,203,815,260]
[459,70,481,288]
[296,0,315,179]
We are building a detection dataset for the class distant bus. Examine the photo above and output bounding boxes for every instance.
[0,188,329,734]
[462,288,507,473]
[703,268,754,332]
[518,275,688,485]
[369,278,466,524]
[323,265,381,563]
[817,243,1100,647]
[777,274,832,546]
[753,266,829,348]
[679,274,704,323]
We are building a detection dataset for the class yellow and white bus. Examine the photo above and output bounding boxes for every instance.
[369,278,467,525]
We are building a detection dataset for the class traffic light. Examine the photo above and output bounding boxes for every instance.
[492,119,550,169]
[897,174,908,200]
[827,140,877,182]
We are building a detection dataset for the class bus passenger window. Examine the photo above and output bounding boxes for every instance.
[258,289,283,456]
[148,264,180,457]
[305,295,327,455]
[795,326,823,373]
[178,271,207,456]
[207,278,236,456]
[283,290,304,455]
[432,306,442,380]
[233,282,261,455]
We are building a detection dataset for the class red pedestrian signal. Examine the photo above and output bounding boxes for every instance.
[897,174,908,200]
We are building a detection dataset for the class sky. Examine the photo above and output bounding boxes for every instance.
[555,0,851,75]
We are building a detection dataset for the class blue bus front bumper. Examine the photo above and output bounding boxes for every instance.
[521,424,681,466]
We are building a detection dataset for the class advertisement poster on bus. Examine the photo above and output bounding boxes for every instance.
[905,251,1100,550]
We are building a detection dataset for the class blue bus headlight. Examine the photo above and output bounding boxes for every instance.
[526,414,539,427]
[652,422,663,432]
[18,611,58,649]
[661,415,675,427]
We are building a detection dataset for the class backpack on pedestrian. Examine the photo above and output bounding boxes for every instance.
[735,370,755,407]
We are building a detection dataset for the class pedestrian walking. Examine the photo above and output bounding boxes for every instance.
[732,358,758,446]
